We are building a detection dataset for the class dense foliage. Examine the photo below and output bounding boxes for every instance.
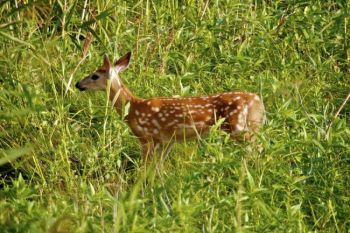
[0,0,349,232]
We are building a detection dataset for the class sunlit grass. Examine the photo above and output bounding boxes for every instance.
[0,0,349,232]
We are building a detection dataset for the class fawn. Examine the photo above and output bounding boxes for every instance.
[75,52,265,161]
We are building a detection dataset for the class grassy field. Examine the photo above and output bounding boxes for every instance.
[0,0,349,232]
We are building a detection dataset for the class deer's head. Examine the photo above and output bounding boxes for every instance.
[75,52,131,91]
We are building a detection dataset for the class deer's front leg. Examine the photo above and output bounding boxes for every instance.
[140,139,159,162]
[159,142,174,162]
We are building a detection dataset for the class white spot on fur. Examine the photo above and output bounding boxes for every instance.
[238,112,244,125]
[235,124,244,131]
[135,110,140,116]
[136,125,143,132]
[177,123,194,129]
[152,107,160,112]
[166,121,177,127]
[178,121,206,129]
[151,119,161,129]
[242,105,248,115]
[237,105,248,130]
[138,118,148,125]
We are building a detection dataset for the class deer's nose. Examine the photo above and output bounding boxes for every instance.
[75,82,86,91]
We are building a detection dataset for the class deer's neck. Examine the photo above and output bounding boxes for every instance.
[109,77,140,116]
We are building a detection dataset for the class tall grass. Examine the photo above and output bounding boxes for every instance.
[0,0,349,232]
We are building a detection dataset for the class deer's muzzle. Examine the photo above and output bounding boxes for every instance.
[75,82,86,91]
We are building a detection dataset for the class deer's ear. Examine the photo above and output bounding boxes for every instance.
[114,52,131,73]
[102,54,111,70]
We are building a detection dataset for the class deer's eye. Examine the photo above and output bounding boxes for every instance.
[91,74,99,80]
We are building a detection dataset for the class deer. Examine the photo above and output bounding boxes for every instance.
[75,52,265,162]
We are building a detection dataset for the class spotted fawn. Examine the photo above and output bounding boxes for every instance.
[75,52,265,161]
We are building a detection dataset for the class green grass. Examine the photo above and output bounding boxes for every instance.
[1,0,349,232]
